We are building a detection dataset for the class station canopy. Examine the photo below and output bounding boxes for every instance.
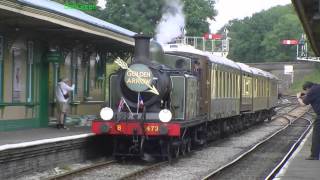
[292,0,320,56]
[0,0,136,48]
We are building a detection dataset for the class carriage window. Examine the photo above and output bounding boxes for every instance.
[223,72,228,98]
[254,79,257,98]
[219,71,222,98]
[231,73,234,98]
[228,72,230,98]
[225,72,227,98]
[233,74,236,98]
[242,75,246,96]
[0,35,3,102]
[216,70,219,98]
[221,71,224,98]
[230,73,232,98]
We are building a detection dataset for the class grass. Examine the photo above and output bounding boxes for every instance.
[289,68,320,94]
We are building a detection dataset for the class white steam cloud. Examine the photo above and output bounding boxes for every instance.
[155,0,185,44]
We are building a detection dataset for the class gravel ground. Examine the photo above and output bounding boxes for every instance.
[71,162,148,180]
[18,103,306,180]
[135,106,309,180]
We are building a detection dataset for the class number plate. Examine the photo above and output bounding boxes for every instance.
[116,124,122,131]
[145,125,159,132]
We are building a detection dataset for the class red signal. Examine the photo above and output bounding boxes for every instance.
[203,33,222,40]
[281,39,298,45]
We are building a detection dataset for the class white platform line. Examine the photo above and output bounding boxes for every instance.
[0,133,95,151]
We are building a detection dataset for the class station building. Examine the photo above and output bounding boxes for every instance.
[0,0,135,131]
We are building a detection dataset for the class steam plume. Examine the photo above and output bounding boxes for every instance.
[155,0,185,44]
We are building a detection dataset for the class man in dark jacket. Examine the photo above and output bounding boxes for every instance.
[297,81,320,160]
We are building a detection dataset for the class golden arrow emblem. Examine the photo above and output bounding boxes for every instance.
[115,57,159,95]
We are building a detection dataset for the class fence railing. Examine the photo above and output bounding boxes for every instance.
[174,36,229,53]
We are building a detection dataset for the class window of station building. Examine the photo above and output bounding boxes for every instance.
[85,53,105,101]
[11,38,27,103]
[26,41,34,103]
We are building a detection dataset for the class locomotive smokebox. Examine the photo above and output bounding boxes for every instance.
[133,34,151,62]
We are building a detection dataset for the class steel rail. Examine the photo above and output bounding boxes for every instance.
[201,106,310,180]
[265,110,312,180]
[45,160,117,180]
[118,161,168,180]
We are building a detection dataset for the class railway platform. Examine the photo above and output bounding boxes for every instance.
[0,126,92,148]
[0,126,111,179]
[275,129,320,180]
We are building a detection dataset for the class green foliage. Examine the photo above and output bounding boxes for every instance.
[53,0,98,14]
[95,0,163,35]
[226,5,304,62]
[183,0,217,36]
[95,0,216,36]
[53,0,97,5]
[290,68,320,94]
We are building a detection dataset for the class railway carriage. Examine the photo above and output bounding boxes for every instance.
[92,34,278,161]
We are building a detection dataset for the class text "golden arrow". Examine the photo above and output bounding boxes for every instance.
[115,57,159,95]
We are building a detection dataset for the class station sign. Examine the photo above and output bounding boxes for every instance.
[284,65,293,74]
[124,64,153,92]
[46,51,63,63]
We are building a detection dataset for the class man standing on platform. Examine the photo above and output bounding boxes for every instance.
[297,81,320,160]
[55,78,75,129]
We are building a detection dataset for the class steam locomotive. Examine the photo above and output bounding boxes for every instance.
[91,34,278,161]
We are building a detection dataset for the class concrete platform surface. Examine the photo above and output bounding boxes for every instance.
[275,129,320,180]
[0,126,93,150]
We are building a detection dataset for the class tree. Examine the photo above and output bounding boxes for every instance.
[96,0,217,36]
[261,14,303,61]
[95,0,163,35]
[183,0,217,36]
[226,5,304,62]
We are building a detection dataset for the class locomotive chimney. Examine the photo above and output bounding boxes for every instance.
[133,34,151,62]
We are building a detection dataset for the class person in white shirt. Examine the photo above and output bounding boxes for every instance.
[55,78,75,129]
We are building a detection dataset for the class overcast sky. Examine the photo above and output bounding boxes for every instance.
[211,0,292,33]
[96,0,292,33]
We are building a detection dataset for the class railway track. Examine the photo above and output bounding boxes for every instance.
[201,106,312,180]
[45,160,117,180]
[44,98,301,180]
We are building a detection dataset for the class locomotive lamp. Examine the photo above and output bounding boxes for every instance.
[100,107,114,120]
[159,109,172,122]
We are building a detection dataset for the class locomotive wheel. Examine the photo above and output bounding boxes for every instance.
[166,143,173,163]
[180,142,186,156]
[186,138,191,153]
[173,146,180,158]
